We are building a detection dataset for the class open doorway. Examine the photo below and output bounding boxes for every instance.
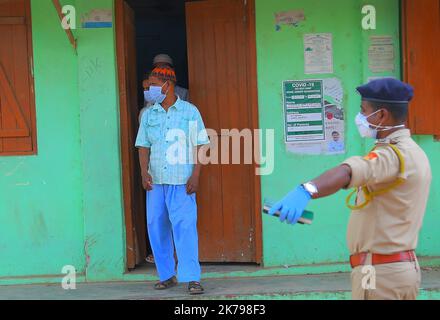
[116,0,262,272]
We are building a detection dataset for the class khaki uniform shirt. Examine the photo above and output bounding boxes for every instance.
[342,129,431,255]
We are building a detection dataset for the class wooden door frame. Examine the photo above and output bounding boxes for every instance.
[401,0,413,133]
[114,0,263,266]
[115,0,137,270]
[246,0,263,264]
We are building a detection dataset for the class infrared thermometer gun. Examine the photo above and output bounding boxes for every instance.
[263,199,314,225]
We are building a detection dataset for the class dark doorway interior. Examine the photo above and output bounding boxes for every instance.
[119,0,262,271]
[127,0,189,109]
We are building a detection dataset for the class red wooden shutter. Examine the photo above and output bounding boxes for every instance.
[0,0,37,155]
[402,0,440,136]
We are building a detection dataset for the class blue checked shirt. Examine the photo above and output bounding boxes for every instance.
[135,98,210,185]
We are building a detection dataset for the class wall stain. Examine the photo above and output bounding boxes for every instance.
[5,161,24,177]
[29,212,49,246]
[84,235,98,278]
[15,182,30,186]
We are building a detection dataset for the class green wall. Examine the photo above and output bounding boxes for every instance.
[75,0,126,281]
[256,0,440,267]
[0,0,85,278]
[0,0,126,283]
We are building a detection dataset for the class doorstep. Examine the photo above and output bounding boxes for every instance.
[1,268,440,300]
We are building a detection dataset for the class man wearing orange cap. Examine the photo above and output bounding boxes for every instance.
[152,53,188,101]
[135,65,209,295]
[139,54,189,123]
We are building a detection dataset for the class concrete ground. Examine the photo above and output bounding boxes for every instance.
[1,267,440,300]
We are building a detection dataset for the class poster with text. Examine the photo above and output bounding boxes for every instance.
[284,78,345,155]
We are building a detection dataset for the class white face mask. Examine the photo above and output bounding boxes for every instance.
[355,109,405,139]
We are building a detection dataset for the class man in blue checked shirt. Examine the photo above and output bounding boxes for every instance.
[135,66,209,295]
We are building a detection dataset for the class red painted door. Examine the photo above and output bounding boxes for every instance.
[402,0,440,136]
[186,0,258,262]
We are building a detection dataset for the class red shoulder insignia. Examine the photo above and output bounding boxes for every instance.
[364,152,378,160]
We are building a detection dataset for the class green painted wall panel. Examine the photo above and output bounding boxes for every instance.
[0,0,126,282]
[257,0,366,267]
[74,0,126,281]
[255,0,440,267]
[0,0,85,277]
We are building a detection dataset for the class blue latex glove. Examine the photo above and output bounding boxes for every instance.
[269,185,311,225]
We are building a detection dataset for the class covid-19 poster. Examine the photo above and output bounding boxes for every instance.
[283,79,345,155]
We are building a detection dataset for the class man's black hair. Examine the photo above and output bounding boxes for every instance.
[370,101,408,123]
[332,131,339,135]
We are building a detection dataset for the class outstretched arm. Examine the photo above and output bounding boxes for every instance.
[309,164,352,199]
[269,164,352,225]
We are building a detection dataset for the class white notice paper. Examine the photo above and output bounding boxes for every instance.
[368,35,395,73]
[304,33,334,74]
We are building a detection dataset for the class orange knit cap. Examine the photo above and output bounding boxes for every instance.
[149,66,177,83]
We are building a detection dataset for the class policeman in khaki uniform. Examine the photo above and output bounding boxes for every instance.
[270,78,432,300]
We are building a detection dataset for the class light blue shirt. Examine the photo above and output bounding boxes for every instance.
[135,98,209,185]
[140,86,189,123]
[328,140,345,152]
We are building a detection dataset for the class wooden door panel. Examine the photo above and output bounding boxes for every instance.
[221,163,255,261]
[402,0,440,135]
[186,3,224,262]
[186,0,256,262]
[0,0,26,17]
[197,150,225,261]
